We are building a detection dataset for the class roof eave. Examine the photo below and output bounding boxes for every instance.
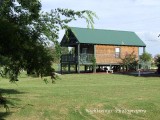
[79,42,146,47]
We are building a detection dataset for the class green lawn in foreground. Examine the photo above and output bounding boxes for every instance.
[0,73,160,120]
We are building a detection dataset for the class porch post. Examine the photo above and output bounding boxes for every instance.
[60,63,62,74]
[77,43,80,73]
[68,63,70,73]
[110,64,112,70]
[75,64,77,73]
[85,65,87,72]
[60,57,62,74]
[93,45,96,73]
[143,47,146,53]
[137,47,140,70]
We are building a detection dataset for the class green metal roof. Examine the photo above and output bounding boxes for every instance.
[69,27,146,47]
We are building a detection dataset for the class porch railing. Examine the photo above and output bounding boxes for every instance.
[80,53,94,64]
[61,54,77,63]
[61,53,139,64]
[61,54,94,64]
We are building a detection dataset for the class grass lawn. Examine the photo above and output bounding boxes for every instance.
[0,73,160,120]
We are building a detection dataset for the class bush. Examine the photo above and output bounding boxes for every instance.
[121,52,138,71]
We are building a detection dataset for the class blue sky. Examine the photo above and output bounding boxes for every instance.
[41,0,160,56]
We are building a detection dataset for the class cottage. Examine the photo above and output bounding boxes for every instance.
[60,27,146,73]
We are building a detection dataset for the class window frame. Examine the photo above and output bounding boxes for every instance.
[115,47,120,58]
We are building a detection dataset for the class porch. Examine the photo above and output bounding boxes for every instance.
[60,53,122,74]
[61,53,94,64]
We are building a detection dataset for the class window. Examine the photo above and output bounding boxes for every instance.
[81,48,87,62]
[82,48,87,54]
[115,47,120,58]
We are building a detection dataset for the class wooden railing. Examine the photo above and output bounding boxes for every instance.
[61,54,94,64]
[80,53,94,64]
[61,54,77,63]
[61,53,139,64]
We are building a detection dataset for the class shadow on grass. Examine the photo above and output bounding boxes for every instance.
[0,89,25,95]
[115,72,160,78]
[0,112,13,120]
[73,70,160,78]
[0,89,26,119]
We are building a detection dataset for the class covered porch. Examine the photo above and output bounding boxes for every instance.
[60,43,95,74]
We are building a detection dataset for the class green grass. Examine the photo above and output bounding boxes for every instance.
[0,73,160,120]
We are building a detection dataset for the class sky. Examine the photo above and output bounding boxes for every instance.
[41,0,160,56]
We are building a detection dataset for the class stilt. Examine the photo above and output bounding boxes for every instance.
[60,63,63,74]
[110,65,112,70]
[143,47,146,53]
[85,65,87,72]
[75,64,78,73]
[68,63,70,73]
[77,44,80,73]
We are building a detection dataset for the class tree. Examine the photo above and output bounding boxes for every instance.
[91,56,96,73]
[139,52,152,70]
[121,52,138,71]
[0,0,97,81]
[140,52,152,62]
[154,54,160,74]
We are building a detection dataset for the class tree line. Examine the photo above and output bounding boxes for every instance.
[121,52,160,74]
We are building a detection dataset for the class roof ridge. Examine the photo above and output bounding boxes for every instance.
[70,27,134,33]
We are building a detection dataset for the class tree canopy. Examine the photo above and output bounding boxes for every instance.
[139,52,152,70]
[140,52,152,62]
[0,0,97,81]
[154,54,160,74]
[121,52,138,71]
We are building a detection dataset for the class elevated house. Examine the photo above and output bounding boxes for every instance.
[60,27,146,73]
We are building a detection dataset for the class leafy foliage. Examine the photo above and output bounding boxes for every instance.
[91,56,96,73]
[0,0,97,81]
[0,93,9,112]
[154,54,160,74]
[139,52,152,70]
[121,52,138,71]
[140,52,152,62]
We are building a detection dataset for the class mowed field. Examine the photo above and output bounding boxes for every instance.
[0,73,160,120]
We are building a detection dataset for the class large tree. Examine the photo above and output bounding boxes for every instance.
[0,0,97,81]
[154,54,160,74]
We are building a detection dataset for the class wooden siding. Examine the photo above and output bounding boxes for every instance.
[95,45,138,64]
